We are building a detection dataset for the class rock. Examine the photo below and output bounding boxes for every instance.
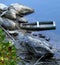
[0,17,3,25]
[0,3,8,16]
[39,34,46,38]
[2,9,16,20]
[16,17,28,23]
[0,17,16,30]
[24,36,54,59]
[33,34,37,36]
[7,30,18,36]
[1,3,34,20]
[0,3,8,11]
[9,3,34,16]
[45,37,50,41]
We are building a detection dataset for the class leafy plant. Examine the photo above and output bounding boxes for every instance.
[0,28,19,65]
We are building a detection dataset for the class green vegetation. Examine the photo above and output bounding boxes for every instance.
[0,28,19,65]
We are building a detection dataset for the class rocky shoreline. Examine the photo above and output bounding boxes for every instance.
[0,3,60,65]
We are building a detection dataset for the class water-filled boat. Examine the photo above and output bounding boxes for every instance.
[20,21,56,31]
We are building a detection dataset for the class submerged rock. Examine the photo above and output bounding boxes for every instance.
[39,34,46,38]
[45,37,50,41]
[24,35,54,59]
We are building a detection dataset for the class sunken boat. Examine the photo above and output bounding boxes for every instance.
[20,21,56,31]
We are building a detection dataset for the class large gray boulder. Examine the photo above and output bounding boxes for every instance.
[1,9,16,20]
[1,3,34,20]
[0,17,16,30]
[9,3,34,16]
